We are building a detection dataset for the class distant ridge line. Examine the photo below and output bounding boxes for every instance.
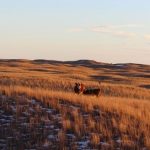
[0,59,149,67]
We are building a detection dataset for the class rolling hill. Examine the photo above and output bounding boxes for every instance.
[0,59,150,149]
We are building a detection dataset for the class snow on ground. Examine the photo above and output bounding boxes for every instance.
[0,95,64,149]
[0,94,139,149]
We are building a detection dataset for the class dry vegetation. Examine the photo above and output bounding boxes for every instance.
[0,59,150,149]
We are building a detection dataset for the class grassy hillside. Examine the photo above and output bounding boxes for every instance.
[0,59,150,149]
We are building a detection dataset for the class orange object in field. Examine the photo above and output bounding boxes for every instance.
[80,83,85,92]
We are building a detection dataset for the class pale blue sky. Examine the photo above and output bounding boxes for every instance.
[0,0,150,64]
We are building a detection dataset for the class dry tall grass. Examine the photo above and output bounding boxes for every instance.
[0,59,150,149]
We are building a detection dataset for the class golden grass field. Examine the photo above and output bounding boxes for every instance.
[0,59,150,149]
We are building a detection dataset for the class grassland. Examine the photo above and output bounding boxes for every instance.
[0,59,150,149]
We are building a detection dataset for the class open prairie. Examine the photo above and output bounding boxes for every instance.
[0,59,150,149]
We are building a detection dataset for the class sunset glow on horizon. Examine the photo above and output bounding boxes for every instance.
[0,0,150,64]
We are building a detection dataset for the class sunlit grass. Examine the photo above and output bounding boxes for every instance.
[0,60,150,149]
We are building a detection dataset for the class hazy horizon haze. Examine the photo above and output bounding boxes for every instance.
[0,0,150,64]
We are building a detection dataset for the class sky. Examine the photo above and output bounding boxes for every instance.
[0,0,150,64]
